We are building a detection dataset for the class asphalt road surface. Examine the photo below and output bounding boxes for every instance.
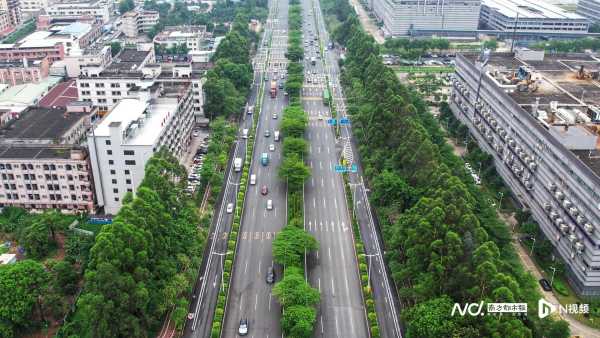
[310,0,404,336]
[181,2,276,337]
[300,1,370,337]
[220,0,291,336]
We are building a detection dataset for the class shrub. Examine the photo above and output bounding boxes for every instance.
[211,322,221,338]
[366,299,375,313]
[554,280,569,296]
[217,294,226,308]
[368,312,377,323]
[359,263,368,274]
[224,259,232,270]
[363,286,371,295]
[361,274,368,285]
[371,325,380,338]
[356,242,363,252]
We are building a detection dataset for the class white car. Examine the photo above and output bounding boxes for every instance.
[272,113,278,119]
[318,114,323,120]
[269,144,275,151]
[226,203,234,214]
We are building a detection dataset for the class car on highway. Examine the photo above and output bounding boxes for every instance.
[539,278,552,292]
[272,113,278,119]
[264,130,270,137]
[269,144,275,151]
[226,203,234,214]
[318,114,323,120]
[266,266,275,284]
[266,199,273,210]
[238,318,249,336]
[261,185,268,195]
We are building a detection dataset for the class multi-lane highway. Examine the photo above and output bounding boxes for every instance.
[300,1,370,337]
[310,0,404,337]
[182,1,278,337]
[220,0,291,336]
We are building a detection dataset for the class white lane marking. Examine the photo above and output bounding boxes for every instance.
[310,161,313,168]
[269,293,273,311]
[331,278,335,297]
[321,316,324,333]
[316,249,319,259]
[321,177,324,187]
[213,273,217,288]
[323,197,326,208]
[240,295,244,311]
[327,146,330,154]
[328,247,331,261]
[331,178,335,188]
[255,294,258,311]
[258,260,262,274]
[319,161,322,170]
[274,207,277,217]
[244,261,248,274]
[313,197,316,208]
[311,178,315,187]
[320,221,323,231]
[334,198,338,209]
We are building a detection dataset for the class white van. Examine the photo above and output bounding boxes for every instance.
[250,174,256,185]
[274,130,280,141]
[267,199,273,210]
[242,129,249,139]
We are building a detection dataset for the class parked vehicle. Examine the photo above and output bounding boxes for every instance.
[266,266,275,284]
[539,278,552,292]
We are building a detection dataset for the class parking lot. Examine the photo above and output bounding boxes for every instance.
[182,128,211,195]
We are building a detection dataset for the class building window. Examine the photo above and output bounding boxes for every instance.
[114,197,119,202]
[110,169,116,175]
[125,170,130,175]
[105,140,111,145]
[108,160,114,165]
[107,150,112,155]
[112,91,121,96]
[125,160,136,165]
[66,164,72,170]
[112,179,117,184]
[123,150,135,155]
[69,185,75,190]
[126,179,131,184]
[95,83,104,88]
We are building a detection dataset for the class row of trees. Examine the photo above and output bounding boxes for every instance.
[59,150,206,337]
[270,6,319,337]
[203,13,256,119]
[382,37,450,60]
[333,13,571,337]
[532,37,600,53]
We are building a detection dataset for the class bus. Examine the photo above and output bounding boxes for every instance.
[322,89,330,106]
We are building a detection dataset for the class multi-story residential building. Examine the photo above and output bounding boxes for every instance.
[481,0,589,35]
[87,83,195,214]
[449,49,600,296]
[372,0,480,37]
[121,10,159,38]
[577,0,600,24]
[52,44,112,77]
[19,0,47,20]
[46,0,110,24]
[0,0,21,26]
[77,47,205,118]
[0,56,50,86]
[0,22,100,62]
[153,25,208,52]
[0,102,97,212]
[0,11,13,35]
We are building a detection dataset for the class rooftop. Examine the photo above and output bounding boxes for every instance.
[0,146,80,159]
[0,77,62,105]
[92,97,178,145]
[118,49,151,63]
[0,105,88,141]
[39,79,79,108]
[482,0,587,20]
[462,51,600,177]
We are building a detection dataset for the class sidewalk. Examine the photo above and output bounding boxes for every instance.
[503,212,600,338]
[347,0,384,44]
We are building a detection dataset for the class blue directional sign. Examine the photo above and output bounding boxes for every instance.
[350,164,358,173]
[327,118,337,125]
[340,117,350,125]
[335,165,348,173]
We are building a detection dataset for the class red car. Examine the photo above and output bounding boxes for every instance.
[261,185,268,195]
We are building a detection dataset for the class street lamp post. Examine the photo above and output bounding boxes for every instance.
[365,253,379,290]
[549,265,557,286]
[212,251,231,293]
[529,235,536,256]
[498,192,504,208]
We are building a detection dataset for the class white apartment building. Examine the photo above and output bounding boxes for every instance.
[153,25,208,52]
[52,44,112,77]
[481,0,589,34]
[372,0,481,37]
[121,10,159,38]
[46,0,111,24]
[87,84,195,214]
[77,48,204,118]
[19,0,47,20]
